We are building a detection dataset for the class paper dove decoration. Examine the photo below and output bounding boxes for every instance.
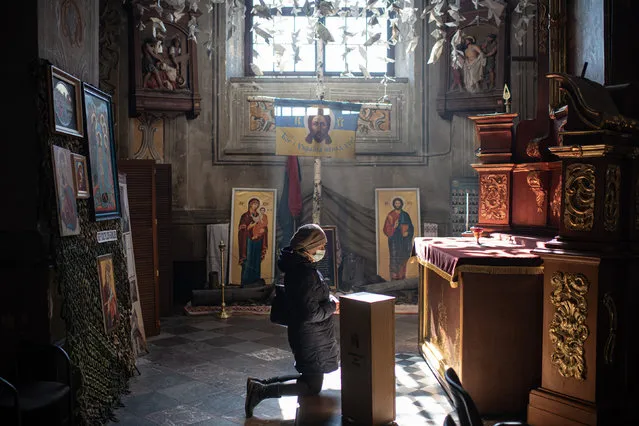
[364,32,381,46]
[479,0,506,26]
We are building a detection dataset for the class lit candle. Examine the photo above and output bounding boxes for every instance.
[465,192,469,231]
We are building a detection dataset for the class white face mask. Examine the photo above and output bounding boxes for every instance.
[312,249,326,262]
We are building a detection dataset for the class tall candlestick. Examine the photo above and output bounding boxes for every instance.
[465,192,469,231]
[218,240,230,319]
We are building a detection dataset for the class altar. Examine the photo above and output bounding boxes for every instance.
[414,236,544,417]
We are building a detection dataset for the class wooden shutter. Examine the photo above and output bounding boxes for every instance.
[118,160,160,337]
[155,164,173,316]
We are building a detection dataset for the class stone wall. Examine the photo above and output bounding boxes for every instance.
[109,2,537,292]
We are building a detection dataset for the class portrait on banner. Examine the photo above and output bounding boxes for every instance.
[229,188,277,286]
[274,99,361,159]
[375,188,421,282]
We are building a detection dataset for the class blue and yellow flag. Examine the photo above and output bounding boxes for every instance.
[274,98,362,159]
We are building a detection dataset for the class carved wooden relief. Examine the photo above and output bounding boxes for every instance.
[550,175,562,220]
[603,165,620,232]
[480,174,508,221]
[128,0,201,118]
[132,114,164,161]
[526,171,546,214]
[436,1,509,118]
[526,140,542,159]
[564,163,595,231]
[549,271,590,380]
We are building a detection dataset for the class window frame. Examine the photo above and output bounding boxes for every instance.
[243,1,396,77]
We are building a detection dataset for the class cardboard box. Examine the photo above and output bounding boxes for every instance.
[340,292,396,425]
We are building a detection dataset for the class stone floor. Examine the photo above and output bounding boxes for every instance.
[108,313,454,425]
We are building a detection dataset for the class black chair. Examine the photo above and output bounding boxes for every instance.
[0,342,73,425]
[444,368,528,426]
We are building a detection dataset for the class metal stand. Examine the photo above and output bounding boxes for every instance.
[218,240,230,319]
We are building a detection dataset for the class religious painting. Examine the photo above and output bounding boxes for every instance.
[317,225,339,291]
[229,188,277,286]
[375,188,421,282]
[48,65,84,138]
[249,99,276,132]
[71,153,90,199]
[51,145,80,237]
[130,289,148,356]
[83,83,121,221]
[274,99,361,159]
[118,173,131,234]
[123,234,136,279]
[128,1,201,118]
[97,254,119,334]
[358,106,391,133]
[435,0,509,118]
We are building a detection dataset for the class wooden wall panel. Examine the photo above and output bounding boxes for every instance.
[155,164,173,316]
[118,160,159,336]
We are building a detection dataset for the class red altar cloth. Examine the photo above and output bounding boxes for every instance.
[412,237,545,285]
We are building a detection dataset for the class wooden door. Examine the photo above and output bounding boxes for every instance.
[155,164,173,316]
[118,160,160,336]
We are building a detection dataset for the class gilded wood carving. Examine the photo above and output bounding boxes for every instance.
[538,1,549,54]
[564,163,595,231]
[526,140,542,159]
[636,176,639,231]
[550,175,562,220]
[603,165,620,232]
[526,171,546,214]
[549,271,590,380]
[602,292,617,365]
[479,174,508,221]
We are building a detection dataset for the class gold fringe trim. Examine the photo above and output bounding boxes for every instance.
[415,257,456,286]
[416,256,544,287]
[456,265,545,277]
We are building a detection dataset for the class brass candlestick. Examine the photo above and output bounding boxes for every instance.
[218,240,230,319]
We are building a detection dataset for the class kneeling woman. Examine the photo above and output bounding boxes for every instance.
[245,224,339,417]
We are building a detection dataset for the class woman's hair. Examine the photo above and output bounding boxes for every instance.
[290,224,326,252]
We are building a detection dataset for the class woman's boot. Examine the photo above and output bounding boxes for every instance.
[245,379,282,417]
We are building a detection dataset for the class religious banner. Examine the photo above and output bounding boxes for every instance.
[229,188,277,286]
[274,98,362,159]
[375,188,421,282]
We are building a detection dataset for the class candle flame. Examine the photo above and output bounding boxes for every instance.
[503,84,511,101]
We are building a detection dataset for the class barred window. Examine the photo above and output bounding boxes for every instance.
[245,0,395,77]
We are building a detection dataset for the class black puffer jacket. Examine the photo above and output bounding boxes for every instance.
[278,248,339,374]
